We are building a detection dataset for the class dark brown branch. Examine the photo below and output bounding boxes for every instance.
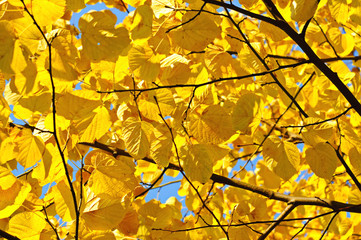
[0,230,20,240]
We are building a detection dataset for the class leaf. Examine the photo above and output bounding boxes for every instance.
[170,12,220,51]
[301,117,334,146]
[82,195,128,231]
[8,0,65,26]
[79,10,130,61]
[255,161,282,189]
[88,161,139,199]
[0,21,29,75]
[350,0,361,26]
[0,95,11,127]
[122,117,153,159]
[259,21,288,42]
[263,136,300,180]
[128,44,161,82]
[232,93,261,132]
[131,5,153,41]
[291,0,318,22]
[56,91,100,120]
[190,105,234,144]
[53,179,77,222]
[150,125,172,167]
[7,211,46,240]
[305,143,339,179]
[138,89,176,121]
[181,144,213,183]
[13,92,52,120]
[80,106,112,142]
[152,0,177,18]
[0,166,31,218]
[328,0,348,24]
[16,129,45,169]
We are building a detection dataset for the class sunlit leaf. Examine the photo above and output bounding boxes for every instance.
[263,136,300,180]
[305,143,339,179]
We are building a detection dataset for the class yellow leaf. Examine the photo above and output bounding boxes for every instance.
[152,0,178,18]
[255,161,282,189]
[150,125,172,167]
[128,44,161,82]
[7,212,46,240]
[79,10,130,61]
[238,0,259,9]
[16,129,45,169]
[160,54,191,84]
[0,167,31,218]
[53,179,79,222]
[51,32,80,82]
[56,91,100,120]
[117,209,139,235]
[260,21,288,42]
[8,0,66,26]
[349,147,361,176]
[305,143,339,179]
[182,144,213,183]
[0,21,29,75]
[291,0,318,22]
[232,93,261,132]
[170,12,220,51]
[131,5,153,41]
[80,106,112,142]
[122,117,152,159]
[82,193,128,231]
[263,136,300,180]
[88,155,138,199]
[190,105,234,144]
[328,0,348,24]
[13,92,52,120]
[0,95,11,127]
[301,117,334,146]
[138,89,175,121]
[350,0,361,26]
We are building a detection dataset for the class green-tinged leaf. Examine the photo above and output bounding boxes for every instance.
[305,143,339,179]
[263,136,300,180]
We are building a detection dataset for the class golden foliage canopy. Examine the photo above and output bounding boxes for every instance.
[1,0,361,239]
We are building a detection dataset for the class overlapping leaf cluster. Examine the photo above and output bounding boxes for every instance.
[1,0,361,239]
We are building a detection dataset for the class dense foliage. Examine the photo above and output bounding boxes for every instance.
[1,0,361,239]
